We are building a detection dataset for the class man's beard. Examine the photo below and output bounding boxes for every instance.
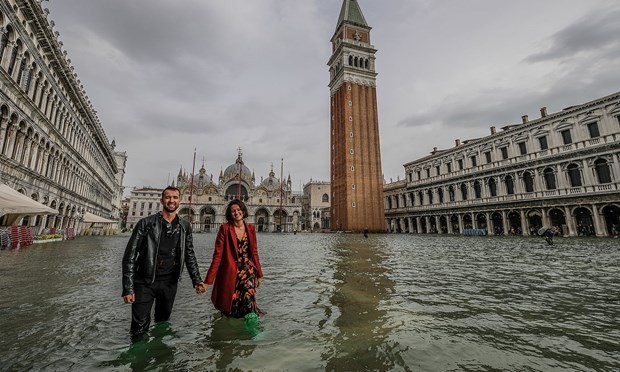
[163,204,178,213]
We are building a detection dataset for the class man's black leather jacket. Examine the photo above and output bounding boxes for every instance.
[122,212,202,296]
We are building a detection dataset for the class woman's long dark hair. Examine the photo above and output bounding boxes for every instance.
[225,199,248,223]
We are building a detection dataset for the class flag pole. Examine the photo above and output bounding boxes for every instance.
[280,158,283,232]
[188,148,196,222]
[237,147,242,200]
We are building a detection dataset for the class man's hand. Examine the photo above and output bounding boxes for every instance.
[195,282,207,294]
[122,293,135,304]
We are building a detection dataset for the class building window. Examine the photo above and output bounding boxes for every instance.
[352,184,356,189]
[437,188,444,203]
[538,136,548,150]
[474,181,482,198]
[322,194,329,202]
[488,178,497,196]
[350,149,354,154]
[523,171,534,192]
[418,191,424,205]
[500,147,509,160]
[518,142,527,155]
[427,189,434,204]
[259,198,262,203]
[561,129,572,145]
[416,171,421,180]
[448,186,455,202]
[141,202,145,209]
[140,212,144,216]
[594,159,612,183]
[457,159,463,170]
[446,162,452,173]
[435,166,440,176]
[426,168,430,178]
[460,183,468,200]
[148,202,153,209]
[505,175,515,194]
[352,202,356,207]
[470,156,477,167]
[586,122,600,138]
[567,163,582,187]
[351,166,355,171]
[485,151,492,163]
[208,197,212,201]
[543,168,556,190]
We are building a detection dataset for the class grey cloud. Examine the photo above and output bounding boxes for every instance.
[525,7,620,63]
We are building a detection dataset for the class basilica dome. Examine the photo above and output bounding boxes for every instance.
[260,171,282,190]
[222,152,252,182]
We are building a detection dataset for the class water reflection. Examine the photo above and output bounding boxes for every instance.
[103,322,175,370]
[325,234,402,371]
[205,314,262,370]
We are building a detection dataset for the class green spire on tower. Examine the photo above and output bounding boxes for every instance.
[336,0,368,30]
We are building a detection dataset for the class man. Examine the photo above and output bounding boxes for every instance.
[122,186,205,337]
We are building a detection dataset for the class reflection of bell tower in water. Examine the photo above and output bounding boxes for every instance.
[328,0,385,232]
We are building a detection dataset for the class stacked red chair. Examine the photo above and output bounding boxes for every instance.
[18,226,33,247]
[8,226,20,249]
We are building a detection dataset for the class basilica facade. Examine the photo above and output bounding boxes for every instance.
[384,92,620,237]
[172,151,303,233]
[0,0,125,234]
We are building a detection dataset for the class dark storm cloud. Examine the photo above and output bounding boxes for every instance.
[525,7,620,63]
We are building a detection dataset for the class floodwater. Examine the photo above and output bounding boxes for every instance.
[0,233,619,371]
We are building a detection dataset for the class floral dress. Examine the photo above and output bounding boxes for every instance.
[229,231,262,318]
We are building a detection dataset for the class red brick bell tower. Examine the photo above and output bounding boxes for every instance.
[328,0,385,232]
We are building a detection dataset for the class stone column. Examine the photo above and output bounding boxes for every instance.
[556,163,568,190]
[582,159,595,187]
[424,216,430,233]
[457,214,463,234]
[542,207,550,228]
[563,205,576,237]
[591,204,605,237]
[485,212,492,235]
[502,210,509,235]
[447,217,453,234]
[415,217,421,234]
[613,154,620,183]
[407,217,413,233]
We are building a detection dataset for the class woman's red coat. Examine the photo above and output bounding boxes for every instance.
[205,222,263,314]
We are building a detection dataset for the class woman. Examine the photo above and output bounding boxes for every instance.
[204,200,264,318]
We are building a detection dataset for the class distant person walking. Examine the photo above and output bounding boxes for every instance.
[203,199,264,319]
[121,186,205,337]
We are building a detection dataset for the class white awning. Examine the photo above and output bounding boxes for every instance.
[83,211,117,224]
[0,184,58,217]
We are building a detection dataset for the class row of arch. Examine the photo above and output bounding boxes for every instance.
[387,204,620,237]
[0,104,112,203]
[387,157,615,208]
[129,206,302,233]
[0,12,115,189]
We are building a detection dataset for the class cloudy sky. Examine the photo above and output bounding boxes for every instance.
[45,0,620,193]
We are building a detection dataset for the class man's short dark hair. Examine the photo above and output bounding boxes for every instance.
[161,186,181,198]
[225,199,248,223]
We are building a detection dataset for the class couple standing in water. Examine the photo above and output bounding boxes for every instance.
[121,186,264,337]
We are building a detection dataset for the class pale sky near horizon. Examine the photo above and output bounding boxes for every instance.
[45,0,620,194]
